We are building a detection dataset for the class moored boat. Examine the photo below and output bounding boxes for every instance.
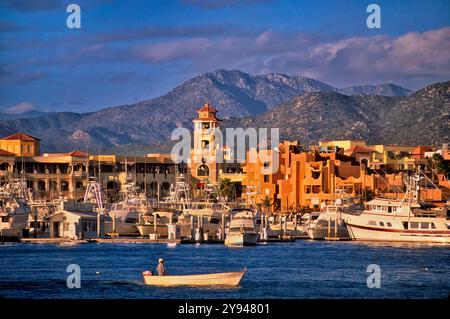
[343,174,450,243]
[225,208,258,246]
[306,191,362,240]
[0,181,30,241]
[142,269,246,287]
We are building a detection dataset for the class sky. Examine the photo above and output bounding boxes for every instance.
[0,0,449,114]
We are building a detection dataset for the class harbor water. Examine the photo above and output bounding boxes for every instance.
[0,241,449,299]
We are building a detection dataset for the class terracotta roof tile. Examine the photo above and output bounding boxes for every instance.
[197,102,218,113]
[2,132,40,141]
[0,149,15,156]
[66,150,89,157]
[346,145,373,154]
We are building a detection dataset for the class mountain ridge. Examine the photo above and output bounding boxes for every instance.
[0,70,442,154]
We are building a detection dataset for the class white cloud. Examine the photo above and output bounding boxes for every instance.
[4,102,35,114]
[132,27,450,89]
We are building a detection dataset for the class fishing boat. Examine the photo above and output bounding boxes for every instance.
[104,181,152,236]
[136,212,169,237]
[305,190,362,240]
[0,181,30,241]
[225,209,258,246]
[343,174,450,243]
[142,268,246,287]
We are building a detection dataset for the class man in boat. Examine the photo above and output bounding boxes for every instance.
[156,258,167,276]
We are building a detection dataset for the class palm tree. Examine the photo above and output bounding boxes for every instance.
[262,196,273,214]
[218,178,235,202]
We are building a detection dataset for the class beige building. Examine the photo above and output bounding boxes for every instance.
[0,132,178,201]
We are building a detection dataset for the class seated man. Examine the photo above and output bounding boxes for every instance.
[156,258,167,276]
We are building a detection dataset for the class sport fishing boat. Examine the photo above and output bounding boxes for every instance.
[305,206,350,240]
[225,208,258,246]
[305,191,362,240]
[0,181,30,241]
[142,268,247,287]
[343,174,450,243]
[136,211,169,237]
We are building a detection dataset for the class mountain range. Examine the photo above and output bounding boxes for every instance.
[0,69,447,154]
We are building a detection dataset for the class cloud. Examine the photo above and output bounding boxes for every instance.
[132,27,450,89]
[3,102,35,114]
[0,66,48,84]
[89,24,255,43]
[181,0,270,9]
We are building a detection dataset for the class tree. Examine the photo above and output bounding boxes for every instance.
[262,196,273,214]
[429,153,450,179]
[218,178,235,202]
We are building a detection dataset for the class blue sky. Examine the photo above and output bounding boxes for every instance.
[0,0,449,113]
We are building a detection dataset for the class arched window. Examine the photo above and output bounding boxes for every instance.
[61,181,69,192]
[161,182,171,197]
[76,181,84,190]
[197,164,209,177]
[38,180,46,191]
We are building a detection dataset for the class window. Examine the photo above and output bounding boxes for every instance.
[368,220,377,226]
[420,222,429,229]
[197,164,209,177]
[201,140,210,150]
[263,175,269,183]
[388,206,392,213]
[263,162,270,169]
[402,222,408,229]
[379,222,384,227]
[430,223,436,229]
[386,222,392,227]
[410,222,419,229]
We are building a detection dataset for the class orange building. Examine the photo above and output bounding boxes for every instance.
[242,148,283,207]
[244,141,371,211]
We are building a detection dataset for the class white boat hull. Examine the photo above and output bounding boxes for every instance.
[225,232,258,246]
[137,224,168,237]
[344,214,450,243]
[0,213,28,240]
[104,221,139,236]
[306,220,350,240]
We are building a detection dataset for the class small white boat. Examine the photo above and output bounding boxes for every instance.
[225,209,258,246]
[142,268,246,287]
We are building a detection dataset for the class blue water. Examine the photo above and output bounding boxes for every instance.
[0,241,449,299]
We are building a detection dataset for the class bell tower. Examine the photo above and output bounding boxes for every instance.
[190,102,221,185]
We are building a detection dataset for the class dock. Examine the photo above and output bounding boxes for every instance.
[20,237,181,244]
